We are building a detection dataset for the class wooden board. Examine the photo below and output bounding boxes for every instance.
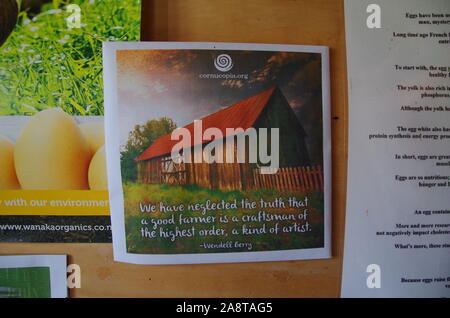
[0,0,348,297]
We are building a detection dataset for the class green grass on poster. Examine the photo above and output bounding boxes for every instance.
[0,0,141,116]
[0,267,51,298]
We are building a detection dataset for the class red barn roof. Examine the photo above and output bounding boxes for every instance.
[135,86,277,161]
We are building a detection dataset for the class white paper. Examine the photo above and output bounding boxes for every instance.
[343,0,450,297]
[0,255,67,298]
[103,42,332,264]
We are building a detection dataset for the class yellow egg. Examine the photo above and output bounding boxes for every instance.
[14,108,91,190]
[79,121,105,156]
[88,146,108,190]
[0,136,20,190]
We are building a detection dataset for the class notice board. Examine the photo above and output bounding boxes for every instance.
[0,0,347,297]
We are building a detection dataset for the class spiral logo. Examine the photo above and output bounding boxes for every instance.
[214,54,233,72]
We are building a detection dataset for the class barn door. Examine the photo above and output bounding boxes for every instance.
[160,155,187,185]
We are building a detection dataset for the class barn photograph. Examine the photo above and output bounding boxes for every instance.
[135,86,323,193]
[116,48,327,255]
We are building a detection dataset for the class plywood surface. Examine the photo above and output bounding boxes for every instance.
[0,0,348,298]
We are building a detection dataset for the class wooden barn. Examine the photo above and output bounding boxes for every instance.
[136,86,323,192]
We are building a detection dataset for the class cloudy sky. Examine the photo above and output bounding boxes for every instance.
[116,49,323,162]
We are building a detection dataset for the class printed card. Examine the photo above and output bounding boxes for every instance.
[104,42,331,264]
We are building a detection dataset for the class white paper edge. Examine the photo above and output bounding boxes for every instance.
[0,255,67,298]
[103,41,332,264]
[341,0,358,297]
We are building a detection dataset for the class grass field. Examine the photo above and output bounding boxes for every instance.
[123,183,325,254]
[0,0,140,116]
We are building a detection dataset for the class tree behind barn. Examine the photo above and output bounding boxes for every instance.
[121,117,177,182]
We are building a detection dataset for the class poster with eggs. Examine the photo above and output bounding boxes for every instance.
[0,0,141,242]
